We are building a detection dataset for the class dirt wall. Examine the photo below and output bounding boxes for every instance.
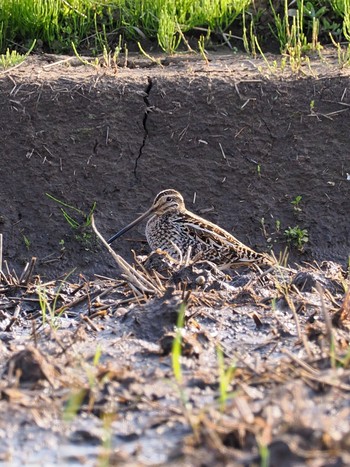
[1,55,349,278]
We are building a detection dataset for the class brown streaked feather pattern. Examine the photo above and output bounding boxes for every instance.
[109,189,274,268]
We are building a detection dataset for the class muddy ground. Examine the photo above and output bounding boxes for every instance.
[0,52,349,466]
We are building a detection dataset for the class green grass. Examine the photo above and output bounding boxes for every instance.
[0,1,349,67]
[172,302,186,384]
[1,0,349,57]
[0,0,250,55]
[216,346,236,411]
[0,38,35,69]
[46,193,96,245]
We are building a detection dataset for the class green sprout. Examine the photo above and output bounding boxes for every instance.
[46,193,96,244]
[217,346,236,412]
[23,234,31,250]
[291,195,303,211]
[284,225,309,251]
[172,302,186,384]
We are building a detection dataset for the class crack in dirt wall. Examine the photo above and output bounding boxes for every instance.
[133,76,153,177]
[0,56,349,279]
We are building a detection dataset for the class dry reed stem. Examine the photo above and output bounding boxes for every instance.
[316,282,335,353]
[0,233,2,275]
[91,215,162,295]
[284,293,313,358]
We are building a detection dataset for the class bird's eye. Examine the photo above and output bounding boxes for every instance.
[166,197,172,202]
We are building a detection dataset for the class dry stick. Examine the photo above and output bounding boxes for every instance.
[0,233,2,276]
[284,293,313,358]
[19,257,37,285]
[299,368,350,391]
[0,60,27,76]
[4,260,13,284]
[281,348,319,376]
[82,315,101,332]
[176,21,195,53]
[131,249,166,290]
[316,282,336,368]
[120,266,152,294]
[42,57,77,69]
[91,215,161,295]
[31,318,38,347]
[323,288,342,308]
[4,304,21,332]
[91,286,115,301]
[53,292,91,316]
[8,296,40,303]
[219,28,233,50]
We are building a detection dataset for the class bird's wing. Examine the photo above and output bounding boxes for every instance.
[182,219,260,262]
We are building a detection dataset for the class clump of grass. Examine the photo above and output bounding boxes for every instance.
[268,0,322,72]
[0,48,26,69]
[0,0,102,54]
[259,442,270,467]
[284,225,309,251]
[329,33,350,66]
[0,0,249,55]
[46,193,96,244]
[330,0,350,41]
[157,8,181,54]
[0,39,36,69]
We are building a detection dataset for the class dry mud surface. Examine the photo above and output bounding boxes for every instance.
[0,53,349,466]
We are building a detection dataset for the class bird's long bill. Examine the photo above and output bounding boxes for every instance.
[107,207,154,244]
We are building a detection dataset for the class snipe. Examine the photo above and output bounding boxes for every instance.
[108,189,273,268]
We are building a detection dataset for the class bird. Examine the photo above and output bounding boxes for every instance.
[108,189,274,268]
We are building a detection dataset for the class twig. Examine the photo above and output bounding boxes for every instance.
[281,348,319,376]
[176,21,195,53]
[4,304,21,332]
[0,233,2,275]
[0,60,27,76]
[316,282,336,367]
[53,292,90,316]
[82,315,101,331]
[42,56,77,69]
[8,297,40,302]
[284,294,313,358]
[300,369,350,391]
[219,28,233,50]
[91,215,161,295]
[19,257,37,285]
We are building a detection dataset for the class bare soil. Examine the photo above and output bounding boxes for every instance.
[0,52,349,466]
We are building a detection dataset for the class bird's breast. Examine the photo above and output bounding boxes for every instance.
[145,214,194,255]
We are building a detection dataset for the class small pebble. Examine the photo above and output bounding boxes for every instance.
[196,275,206,286]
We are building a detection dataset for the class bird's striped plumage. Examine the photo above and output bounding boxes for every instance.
[108,189,273,268]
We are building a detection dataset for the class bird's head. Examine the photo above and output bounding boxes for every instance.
[151,189,185,215]
[107,189,186,244]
